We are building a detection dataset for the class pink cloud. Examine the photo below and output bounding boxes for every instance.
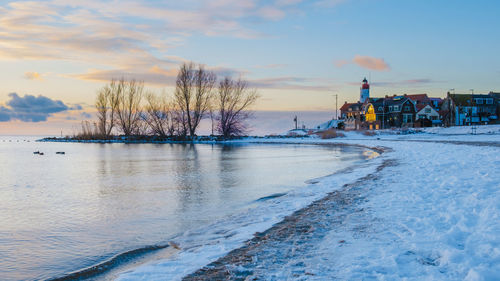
[352,55,390,71]
[335,55,390,71]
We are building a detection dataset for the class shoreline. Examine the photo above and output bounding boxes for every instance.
[36,140,383,281]
[116,141,387,280]
[117,131,500,280]
[37,135,267,144]
[181,137,499,280]
[38,131,500,280]
[181,153,396,280]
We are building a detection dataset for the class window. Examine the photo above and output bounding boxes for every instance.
[425,108,431,113]
[393,105,399,111]
[378,106,383,112]
[486,98,493,104]
[405,106,411,111]
[389,106,393,111]
[476,98,483,104]
[403,114,413,123]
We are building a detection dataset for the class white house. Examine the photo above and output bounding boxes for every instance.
[416,105,440,122]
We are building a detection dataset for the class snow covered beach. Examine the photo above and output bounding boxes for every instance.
[118,125,500,281]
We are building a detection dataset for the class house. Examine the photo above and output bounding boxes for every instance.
[415,104,440,127]
[341,96,418,129]
[376,96,417,128]
[489,92,500,123]
[406,94,431,106]
[340,102,364,130]
[441,93,497,125]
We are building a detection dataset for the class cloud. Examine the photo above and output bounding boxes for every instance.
[352,55,390,71]
[0,1,305,64]
[73,66,334,91]
[24,71,42,80]
[0,93,71,122]
[0,1,318,87]
[335,55,390,71]
[403,79,438,84]
[0,0,342,90]
[349,78,442,88]
[69,104,83,110]
[71,64,247,86]
[248,76,334,91]
[81,112,92,119]
[72,68,177,86]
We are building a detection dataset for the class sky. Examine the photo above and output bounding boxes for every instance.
[0,0,499,135]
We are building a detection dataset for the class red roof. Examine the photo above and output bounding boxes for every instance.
[406,94,429,102]
[340,102,358,111]
[416,104,427,111]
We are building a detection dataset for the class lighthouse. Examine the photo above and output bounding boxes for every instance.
[360,77,370,103]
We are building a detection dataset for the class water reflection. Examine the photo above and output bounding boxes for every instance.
[0,139,368,281]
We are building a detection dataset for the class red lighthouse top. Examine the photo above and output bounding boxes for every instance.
[361,78,369,89]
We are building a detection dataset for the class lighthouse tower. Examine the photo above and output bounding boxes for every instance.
[360,77,370,103]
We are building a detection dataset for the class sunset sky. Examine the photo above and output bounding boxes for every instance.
[1,0,499,135]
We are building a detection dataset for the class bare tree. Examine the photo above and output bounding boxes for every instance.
[75,120,99,140]
[116,79,144,136]
[95,79,121,137]
[216,77,259,137]
[173,62,216,137]
[142,91,175,137]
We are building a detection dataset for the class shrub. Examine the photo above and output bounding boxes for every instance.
[319,129,345,139]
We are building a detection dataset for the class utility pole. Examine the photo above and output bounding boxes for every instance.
[332,94,338,120]
[293,115,298,130]
[449,89,455,126]
[470,89,477,134]
[382,98,386,129]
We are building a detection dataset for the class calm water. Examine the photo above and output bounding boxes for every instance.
[0,136,367,281]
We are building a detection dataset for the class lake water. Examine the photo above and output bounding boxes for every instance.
[0,136,368,281]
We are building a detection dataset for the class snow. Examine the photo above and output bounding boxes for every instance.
[289,139,500,280]
[118,125,500,280]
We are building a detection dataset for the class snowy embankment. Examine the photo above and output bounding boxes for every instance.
[119,125,500,280]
